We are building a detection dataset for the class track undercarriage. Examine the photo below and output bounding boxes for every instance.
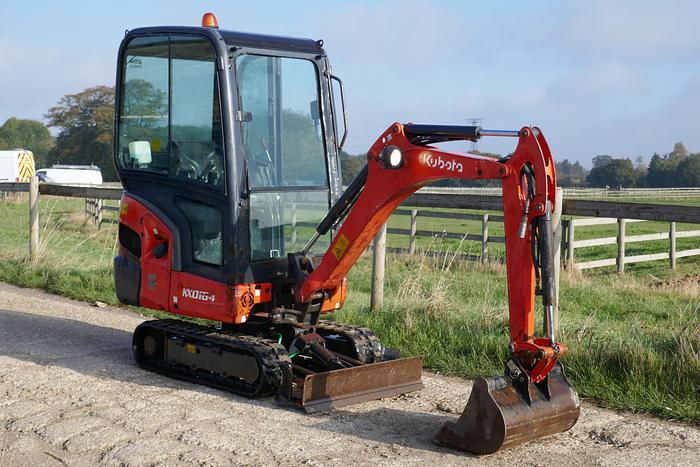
[132,318,423,411]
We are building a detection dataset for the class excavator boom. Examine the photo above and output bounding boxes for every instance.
[293,122,579,453]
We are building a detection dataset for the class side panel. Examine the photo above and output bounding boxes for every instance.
[116,194,173,311]
[169,271,233,322]
[139,211,172,311]
[168,276,273,324]
[117,194,273,324]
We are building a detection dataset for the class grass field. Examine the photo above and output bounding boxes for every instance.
[0,195,698,423]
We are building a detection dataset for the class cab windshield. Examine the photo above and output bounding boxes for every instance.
[236,54,330,261]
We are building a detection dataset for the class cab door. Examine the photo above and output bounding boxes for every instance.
[235,53,334,262]
[116,33,233,321]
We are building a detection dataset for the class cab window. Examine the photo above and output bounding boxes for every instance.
[237,55,326,188]
[236,54,331,261]
[117,35,224,189]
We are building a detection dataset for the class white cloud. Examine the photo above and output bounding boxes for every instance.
[557,0,700,62]
[0,40,113,124]
[558,62,647,99]
[333,0,700,163]
[315,1,469,69]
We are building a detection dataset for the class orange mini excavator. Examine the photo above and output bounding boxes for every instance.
[113,13,579,454]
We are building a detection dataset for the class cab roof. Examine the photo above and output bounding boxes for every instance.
[125,26,325,55]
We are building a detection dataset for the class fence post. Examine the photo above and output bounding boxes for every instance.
[371,222,387,311]
[617,218,626,274]
[96,199,103,229]
[408,209,417,255]
[549,187,563,336]
[29,175,39,258]
[670,221,677,270]
[86,198,94,221]
[481,213,489,263]
[566,218,575,268]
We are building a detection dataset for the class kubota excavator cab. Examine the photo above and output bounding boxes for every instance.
[114,25,345,312]
[113,17,423,414]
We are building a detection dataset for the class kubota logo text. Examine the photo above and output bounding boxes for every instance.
[182,288,216,302]
[420,152,464,173]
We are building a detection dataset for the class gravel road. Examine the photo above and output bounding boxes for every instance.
[0,282,698,466]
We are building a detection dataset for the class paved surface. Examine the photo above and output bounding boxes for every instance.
[0,282,698,466]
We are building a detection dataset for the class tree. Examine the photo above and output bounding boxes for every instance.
[632,156,647,186]
[340,150,365,185]
[587,157,638,187]
[0,118,54,167]
[669,142,688,161]
[556,158,589,187]
[592,155,613,169]
[45,86,116,181]
[646,153,671,187]
[675,154,700,187]
[280,110,329,185]
[646,143,692,187]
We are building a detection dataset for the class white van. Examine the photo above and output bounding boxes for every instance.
[36,165,103,185]
[0,150,35,182]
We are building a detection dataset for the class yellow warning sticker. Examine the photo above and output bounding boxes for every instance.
[185,343,197,354]
[151,139,161,152]
[331,234,350,260]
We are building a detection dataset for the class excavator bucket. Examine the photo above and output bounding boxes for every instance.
[434,363,580,454]
[300,356,424,412]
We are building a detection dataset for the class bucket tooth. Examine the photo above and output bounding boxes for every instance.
[300,356,423,412]
[433,363,580,454]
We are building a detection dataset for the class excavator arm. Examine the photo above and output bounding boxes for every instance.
[293,122,579,453]
[298,122,561,383]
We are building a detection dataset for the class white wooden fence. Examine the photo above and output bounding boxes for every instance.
[85,198,119,228]
[2,179,699,272]
[374,208,700,272]
[370,193,700,271]
[419,186,700,199]
[563,217,700,271]
[385,209,503,263]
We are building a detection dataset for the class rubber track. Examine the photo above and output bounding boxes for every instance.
[315,322,384,363]
[133,319,291,398]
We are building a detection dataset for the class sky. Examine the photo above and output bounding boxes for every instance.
[1,0,699,166]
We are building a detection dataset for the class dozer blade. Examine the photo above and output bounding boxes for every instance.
[433,362,580,454]
[301,356,423,413]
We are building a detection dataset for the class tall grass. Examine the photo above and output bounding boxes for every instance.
[334,245,700,423]
[0,198,121,304]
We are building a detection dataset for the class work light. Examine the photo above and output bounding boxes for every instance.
[380,145,404,169]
